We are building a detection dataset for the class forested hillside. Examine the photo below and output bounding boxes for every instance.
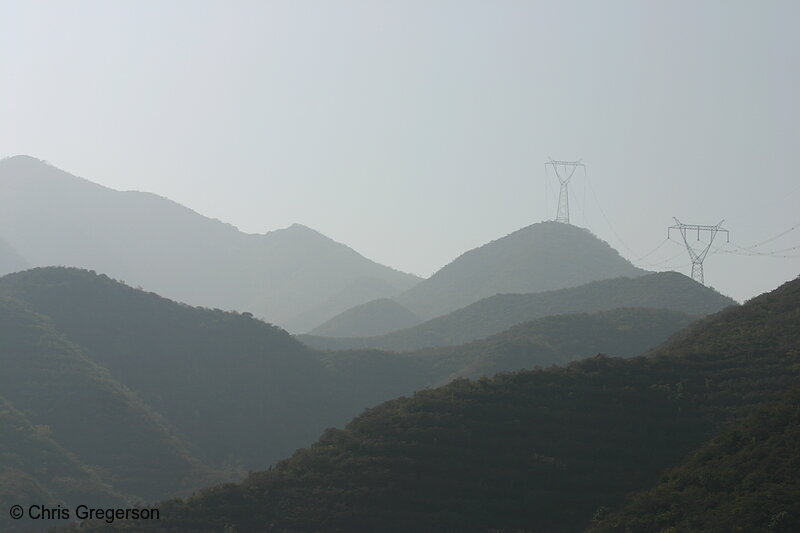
[0,395,127,533]
[0,265,710,532]
[0,268,349,471]
[412,307,695,381]
[0,297,218,501]
[67,276,799,532]
[589,386,800,533]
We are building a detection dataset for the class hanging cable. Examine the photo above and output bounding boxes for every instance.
[634,238,671,262]
[635,248,687,268]
[729,223,800,251]
[584,166,638,256]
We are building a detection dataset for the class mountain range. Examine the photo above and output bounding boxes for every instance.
[3,153,777,533]
[0,266,730,533]
[0,156,655,335]
[310,221,649,338]
[300,271,736,351]
[0,156,419,330]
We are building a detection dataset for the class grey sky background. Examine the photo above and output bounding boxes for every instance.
[2,0,798,302]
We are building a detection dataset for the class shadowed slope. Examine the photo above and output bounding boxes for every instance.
[0,297,217,501]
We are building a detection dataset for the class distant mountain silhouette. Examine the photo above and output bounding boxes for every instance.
[0,156,419,329]
[317,221,649,337]
[299,272,736,351]
[284,276,415,333]
[0,235,28,276]
[309,298,421,337]
[394,221,646,320]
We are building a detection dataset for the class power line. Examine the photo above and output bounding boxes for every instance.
[583,167,639,257]
[636,247,687,268]
[635,238,671,262]
[714,241,800,258]
[729,223,800,251]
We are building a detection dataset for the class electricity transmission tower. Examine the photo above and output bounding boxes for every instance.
[668,218,729,285]
[545,159,584,224]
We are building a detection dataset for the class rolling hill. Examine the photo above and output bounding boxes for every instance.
[0,156,419,329]
[309,298,422,337]
[299,271,736,351]
[72,275,800,532]
[0,268,351,471]
[412,307,696,382]
[394,221,646,319]
[315,221,649,338]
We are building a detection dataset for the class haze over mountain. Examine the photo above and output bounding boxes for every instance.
[394,221,646,320]
[309,298,422,338]
[71,275,800,533]
[0,156,419,329]
[300,272,736,352]
[311,221,650,337]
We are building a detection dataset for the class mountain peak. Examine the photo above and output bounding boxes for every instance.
[0,154,48,166]
[394,220,645,320]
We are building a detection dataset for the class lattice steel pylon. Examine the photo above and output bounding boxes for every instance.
[545,159,584,224]
[668,218,729,285]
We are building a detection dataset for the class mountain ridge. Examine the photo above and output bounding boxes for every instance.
[0,156,420,329]
[393,221,647,321]
[299,272,736,351]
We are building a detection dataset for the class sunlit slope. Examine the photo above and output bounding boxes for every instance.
[300,272,736,351]
[76,278,800,532]
[0,156,419,328]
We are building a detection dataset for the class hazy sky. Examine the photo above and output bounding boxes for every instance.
[2,0,798,302]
